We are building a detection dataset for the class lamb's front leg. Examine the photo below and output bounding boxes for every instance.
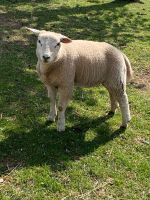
[57,88,72,132]
[47,86,57,122]
[36,60,40,76]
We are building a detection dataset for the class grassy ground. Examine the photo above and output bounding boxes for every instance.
[0,0,150,199]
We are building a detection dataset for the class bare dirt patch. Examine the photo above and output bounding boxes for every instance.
[1,157,24,175]
[130,71,150,91]
[0,13,22,29]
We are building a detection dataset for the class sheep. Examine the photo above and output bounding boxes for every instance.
[26,27,133,132]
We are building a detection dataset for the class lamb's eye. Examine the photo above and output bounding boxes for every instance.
[55,42,60,48]
[38,40,42,46]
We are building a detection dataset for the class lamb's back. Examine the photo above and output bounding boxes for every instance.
[63,40,117,87]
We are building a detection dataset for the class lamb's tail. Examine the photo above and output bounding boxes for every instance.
[123,53,133,82]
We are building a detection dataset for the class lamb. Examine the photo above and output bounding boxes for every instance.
[26,27,133,132]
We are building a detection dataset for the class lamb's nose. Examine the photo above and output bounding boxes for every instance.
[43,55,50,61]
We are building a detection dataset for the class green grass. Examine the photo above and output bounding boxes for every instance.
[0,0,150,199]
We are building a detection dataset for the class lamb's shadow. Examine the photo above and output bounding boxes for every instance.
[0,112,125,174]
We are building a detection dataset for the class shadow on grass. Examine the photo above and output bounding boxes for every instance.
[1,0,149,44]
[0,112,125,174]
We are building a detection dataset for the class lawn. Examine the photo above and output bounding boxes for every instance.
[0,0,150,199]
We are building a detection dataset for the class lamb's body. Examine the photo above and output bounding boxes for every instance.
[68,41,108,87]
[38,40,131,89]
[65,41,126,87]
[27,28,132,132]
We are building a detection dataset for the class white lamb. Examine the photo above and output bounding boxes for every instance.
[26,28,133,132]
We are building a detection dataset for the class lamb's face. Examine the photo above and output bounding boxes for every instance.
[36,32,61,64]
[26,28,72,64]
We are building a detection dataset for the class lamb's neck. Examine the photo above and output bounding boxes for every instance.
[39,62,52,74]
[39,57,63,75]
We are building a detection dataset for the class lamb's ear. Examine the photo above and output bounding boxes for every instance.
[25,27,41,36]
[60,35,72,43]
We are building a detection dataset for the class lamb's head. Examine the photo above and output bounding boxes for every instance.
[26,28,72,64]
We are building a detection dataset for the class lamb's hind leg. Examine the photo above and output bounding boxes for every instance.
[117,92,131,128]
[108,89,118,115]
[47,86,57,122]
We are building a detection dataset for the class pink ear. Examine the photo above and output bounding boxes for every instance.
[60,36,72,43]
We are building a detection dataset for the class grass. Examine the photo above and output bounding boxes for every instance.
[0,0,150,199]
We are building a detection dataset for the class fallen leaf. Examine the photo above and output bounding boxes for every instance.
[0,178,4,183]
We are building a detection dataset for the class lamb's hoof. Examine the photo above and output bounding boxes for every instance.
[108,111,115,116]
[120,125,127,130]
[45,120,54,126]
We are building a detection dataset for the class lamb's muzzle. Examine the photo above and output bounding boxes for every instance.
[43,55,50,63]
[26,27,133,132]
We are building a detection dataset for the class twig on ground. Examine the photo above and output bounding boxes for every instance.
[61,179,113,200]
